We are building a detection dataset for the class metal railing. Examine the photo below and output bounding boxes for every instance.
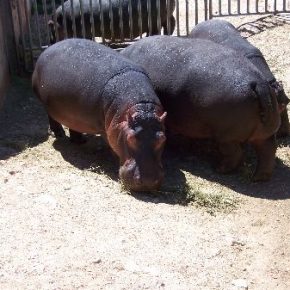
[209,0,290,18]
[9,0,290,71]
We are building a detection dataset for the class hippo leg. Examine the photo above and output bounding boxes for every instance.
[48,115,66,138]
[252,135,277,181]
[276,110,290,137]
[216,142,243,174]
[163,15,176,35]
[69,129,87,144]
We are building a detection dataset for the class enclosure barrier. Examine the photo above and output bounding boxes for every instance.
[9,0,290,72]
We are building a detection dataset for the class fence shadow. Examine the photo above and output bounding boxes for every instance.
[0,77,48,160]
[238,15,287,38]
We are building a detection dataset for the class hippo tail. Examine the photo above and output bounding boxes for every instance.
[270,80,290,106]
[251,81,278,126]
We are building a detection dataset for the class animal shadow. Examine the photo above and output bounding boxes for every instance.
[52,134,119,181]
[171,136,290,200]
[52,133,191,205]
[0,77,48,160]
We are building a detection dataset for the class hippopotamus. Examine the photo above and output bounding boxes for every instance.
[189,19,290,137]
[49,0,176,42]
[121,35,281,181]
[32,38,167,191]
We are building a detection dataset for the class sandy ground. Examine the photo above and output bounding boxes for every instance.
[1,12,290,290]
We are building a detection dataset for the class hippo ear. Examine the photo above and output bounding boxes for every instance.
[159,112,167,123]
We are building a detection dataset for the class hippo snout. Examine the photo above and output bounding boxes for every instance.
[119,159,164,191]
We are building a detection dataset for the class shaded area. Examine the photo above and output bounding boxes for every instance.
[1,78,289,204]
[0,77,48,160]
[52,134,191,206]
[52,134,119,181]
[164,136,290,201]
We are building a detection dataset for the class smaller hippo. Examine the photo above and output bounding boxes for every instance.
[32,38,167,191]
[189,19,290,137]
[121,35,281,181]
[49,0,176,42]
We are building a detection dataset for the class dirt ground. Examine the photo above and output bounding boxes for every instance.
[1,13,290,290]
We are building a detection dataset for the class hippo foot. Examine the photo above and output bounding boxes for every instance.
[216,142,243,174]
[252,171,272,182]
[48,116,66,138]
[48,127,66,139]
[69,130,87,145]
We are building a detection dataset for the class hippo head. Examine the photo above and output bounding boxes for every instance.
[118,105,167,191]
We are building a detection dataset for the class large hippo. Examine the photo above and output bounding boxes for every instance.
[50,0,176,42]
[189,19,290,137]
[32,38,167,191]
[121,35,281,181]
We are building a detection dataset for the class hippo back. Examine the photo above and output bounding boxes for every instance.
[121,35,280,138]
[189,19,290,120]
[189,19,275,83]
[55,0,176,40]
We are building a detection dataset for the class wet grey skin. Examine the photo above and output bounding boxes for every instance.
[189,19,290,137]
[121,35,281,181]
[32,38,167,191]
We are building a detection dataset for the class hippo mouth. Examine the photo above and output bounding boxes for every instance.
[119,159,163,192]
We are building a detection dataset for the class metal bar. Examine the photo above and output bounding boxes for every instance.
[255,0,258,13]
[209,0,213,19]
[147,0,152,36]
[119,0,124,42]
[89,0,95,39]
[32,0,42,48]
[204,0,208,20]
[185,0,189,34]
[24,0,34,67]
[166,0,171,35]
[52,0,60,41]
[247,0,250,14]
[210,10,285,17]
[129,0,134,39]
[60,0,68,38]
[274,0,277,12]
[79,0,86,38]
[16,0,26,70]
[70,0,77,38]
[237,0,240,14]
[99,0,105,42]
[283,0,286,11]
[195,0,198,25]
[41,0,50,44]
[228,0,231,15]
[137,0,143,38]
[218,0,221,16]
[109,0,115,41]
[176,0,180,35]
[156,0,161,34]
